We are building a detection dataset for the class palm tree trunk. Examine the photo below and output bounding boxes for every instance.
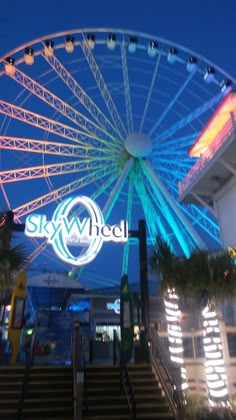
[202,302,229,407]
[164,288,188,392]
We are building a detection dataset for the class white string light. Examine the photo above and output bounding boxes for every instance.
[202,304,229,407]
[164,288,188,391]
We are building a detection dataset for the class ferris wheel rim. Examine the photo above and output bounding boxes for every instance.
[0,27,233,280]
[0,27,235,84]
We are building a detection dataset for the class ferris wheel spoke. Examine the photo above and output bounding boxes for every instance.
[0,184,11,210]
[22,237,69,271]
[142,172,197,253]
[20,241,48,270]
[90,171,122,204]
[158,170,192,190]
[122,174,134,276]
[139,52,161,133]
[151,159,193,179]
[150,191,200,254]
[59,163,125,282]
[149,72,195,138]
[155,167,219,239]
[7,66,119,147]
[153,133,199,153]
[0,158,111,183]
[156,155,193,167]
[181,201,219,241]
[102,158,134,219]
[24,244,68,271]
[81,33,127,139]
[13,165,114,218]
[121,38,133,134]
[70,161,134,282]
[1,28,235,286]
[80,272,117,288]
[0,136,97,156]
[167,182,220,243]
[157,158,193,173]
[0,99,107,147]
[155,92,223,144]
[188,192,217,217]
[41,51,121,142]
[141,159,207,255]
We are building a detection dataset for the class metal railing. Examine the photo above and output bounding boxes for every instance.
[72,322,87,420]
[113,330,136,419]
[17,319,37,419]
[179,115,236,196]
[149,327,184,420]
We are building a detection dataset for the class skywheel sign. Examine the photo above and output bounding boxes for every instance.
[24,196,128,266]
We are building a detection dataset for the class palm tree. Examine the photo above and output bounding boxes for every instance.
[150,236,189,392]
[0,211,26,306]
[150,236,236,408]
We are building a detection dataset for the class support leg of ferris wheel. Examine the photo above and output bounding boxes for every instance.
[141,159,207,255]
[69,158,134,280]
[133,173,167,245]
[102,158,134,220]
[141,161,193,257]
[122,175,134,276]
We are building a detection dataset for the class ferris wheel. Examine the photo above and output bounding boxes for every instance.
[0,28,235,288]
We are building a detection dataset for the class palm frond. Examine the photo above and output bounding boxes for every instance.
[0,211,27,295]
[150,236,236,303]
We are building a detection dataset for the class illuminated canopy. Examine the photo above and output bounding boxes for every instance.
[189,91,236,157]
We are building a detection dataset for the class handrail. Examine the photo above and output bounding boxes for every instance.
[149,327,184,420]
[17,318,37,419]
[72,324,78,419]
[113,330,136,419]
[72,322,87,420]
[179,117,236,196]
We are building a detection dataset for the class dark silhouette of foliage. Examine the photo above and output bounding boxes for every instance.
[0,211,26,300]
[150,236,236,304]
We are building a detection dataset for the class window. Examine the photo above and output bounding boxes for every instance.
[227,333,236,357]
[95,324,120,341]
[183,337,194,358]
[194,336,205,358]
[223,304,236,326]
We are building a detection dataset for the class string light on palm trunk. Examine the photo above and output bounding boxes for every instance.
[164,288,188,391]
[202,304,229,407]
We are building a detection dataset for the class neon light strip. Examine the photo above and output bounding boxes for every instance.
[179,115,236,196]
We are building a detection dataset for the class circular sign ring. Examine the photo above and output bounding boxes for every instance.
[51,196,104,266]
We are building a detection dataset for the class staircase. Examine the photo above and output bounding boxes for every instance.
[129,364,175,419]
[83,364,130,419]
[0,365,25,419]
[20,365,73,419]
[83,363,175,419]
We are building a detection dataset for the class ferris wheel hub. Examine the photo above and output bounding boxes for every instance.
[125,132,152,158]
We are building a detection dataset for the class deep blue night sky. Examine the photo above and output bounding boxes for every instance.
[0,0,235,76]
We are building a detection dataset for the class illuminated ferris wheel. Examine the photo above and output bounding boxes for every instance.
[0,28,235,287]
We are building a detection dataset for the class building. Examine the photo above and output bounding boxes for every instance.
[178,90,236,401]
